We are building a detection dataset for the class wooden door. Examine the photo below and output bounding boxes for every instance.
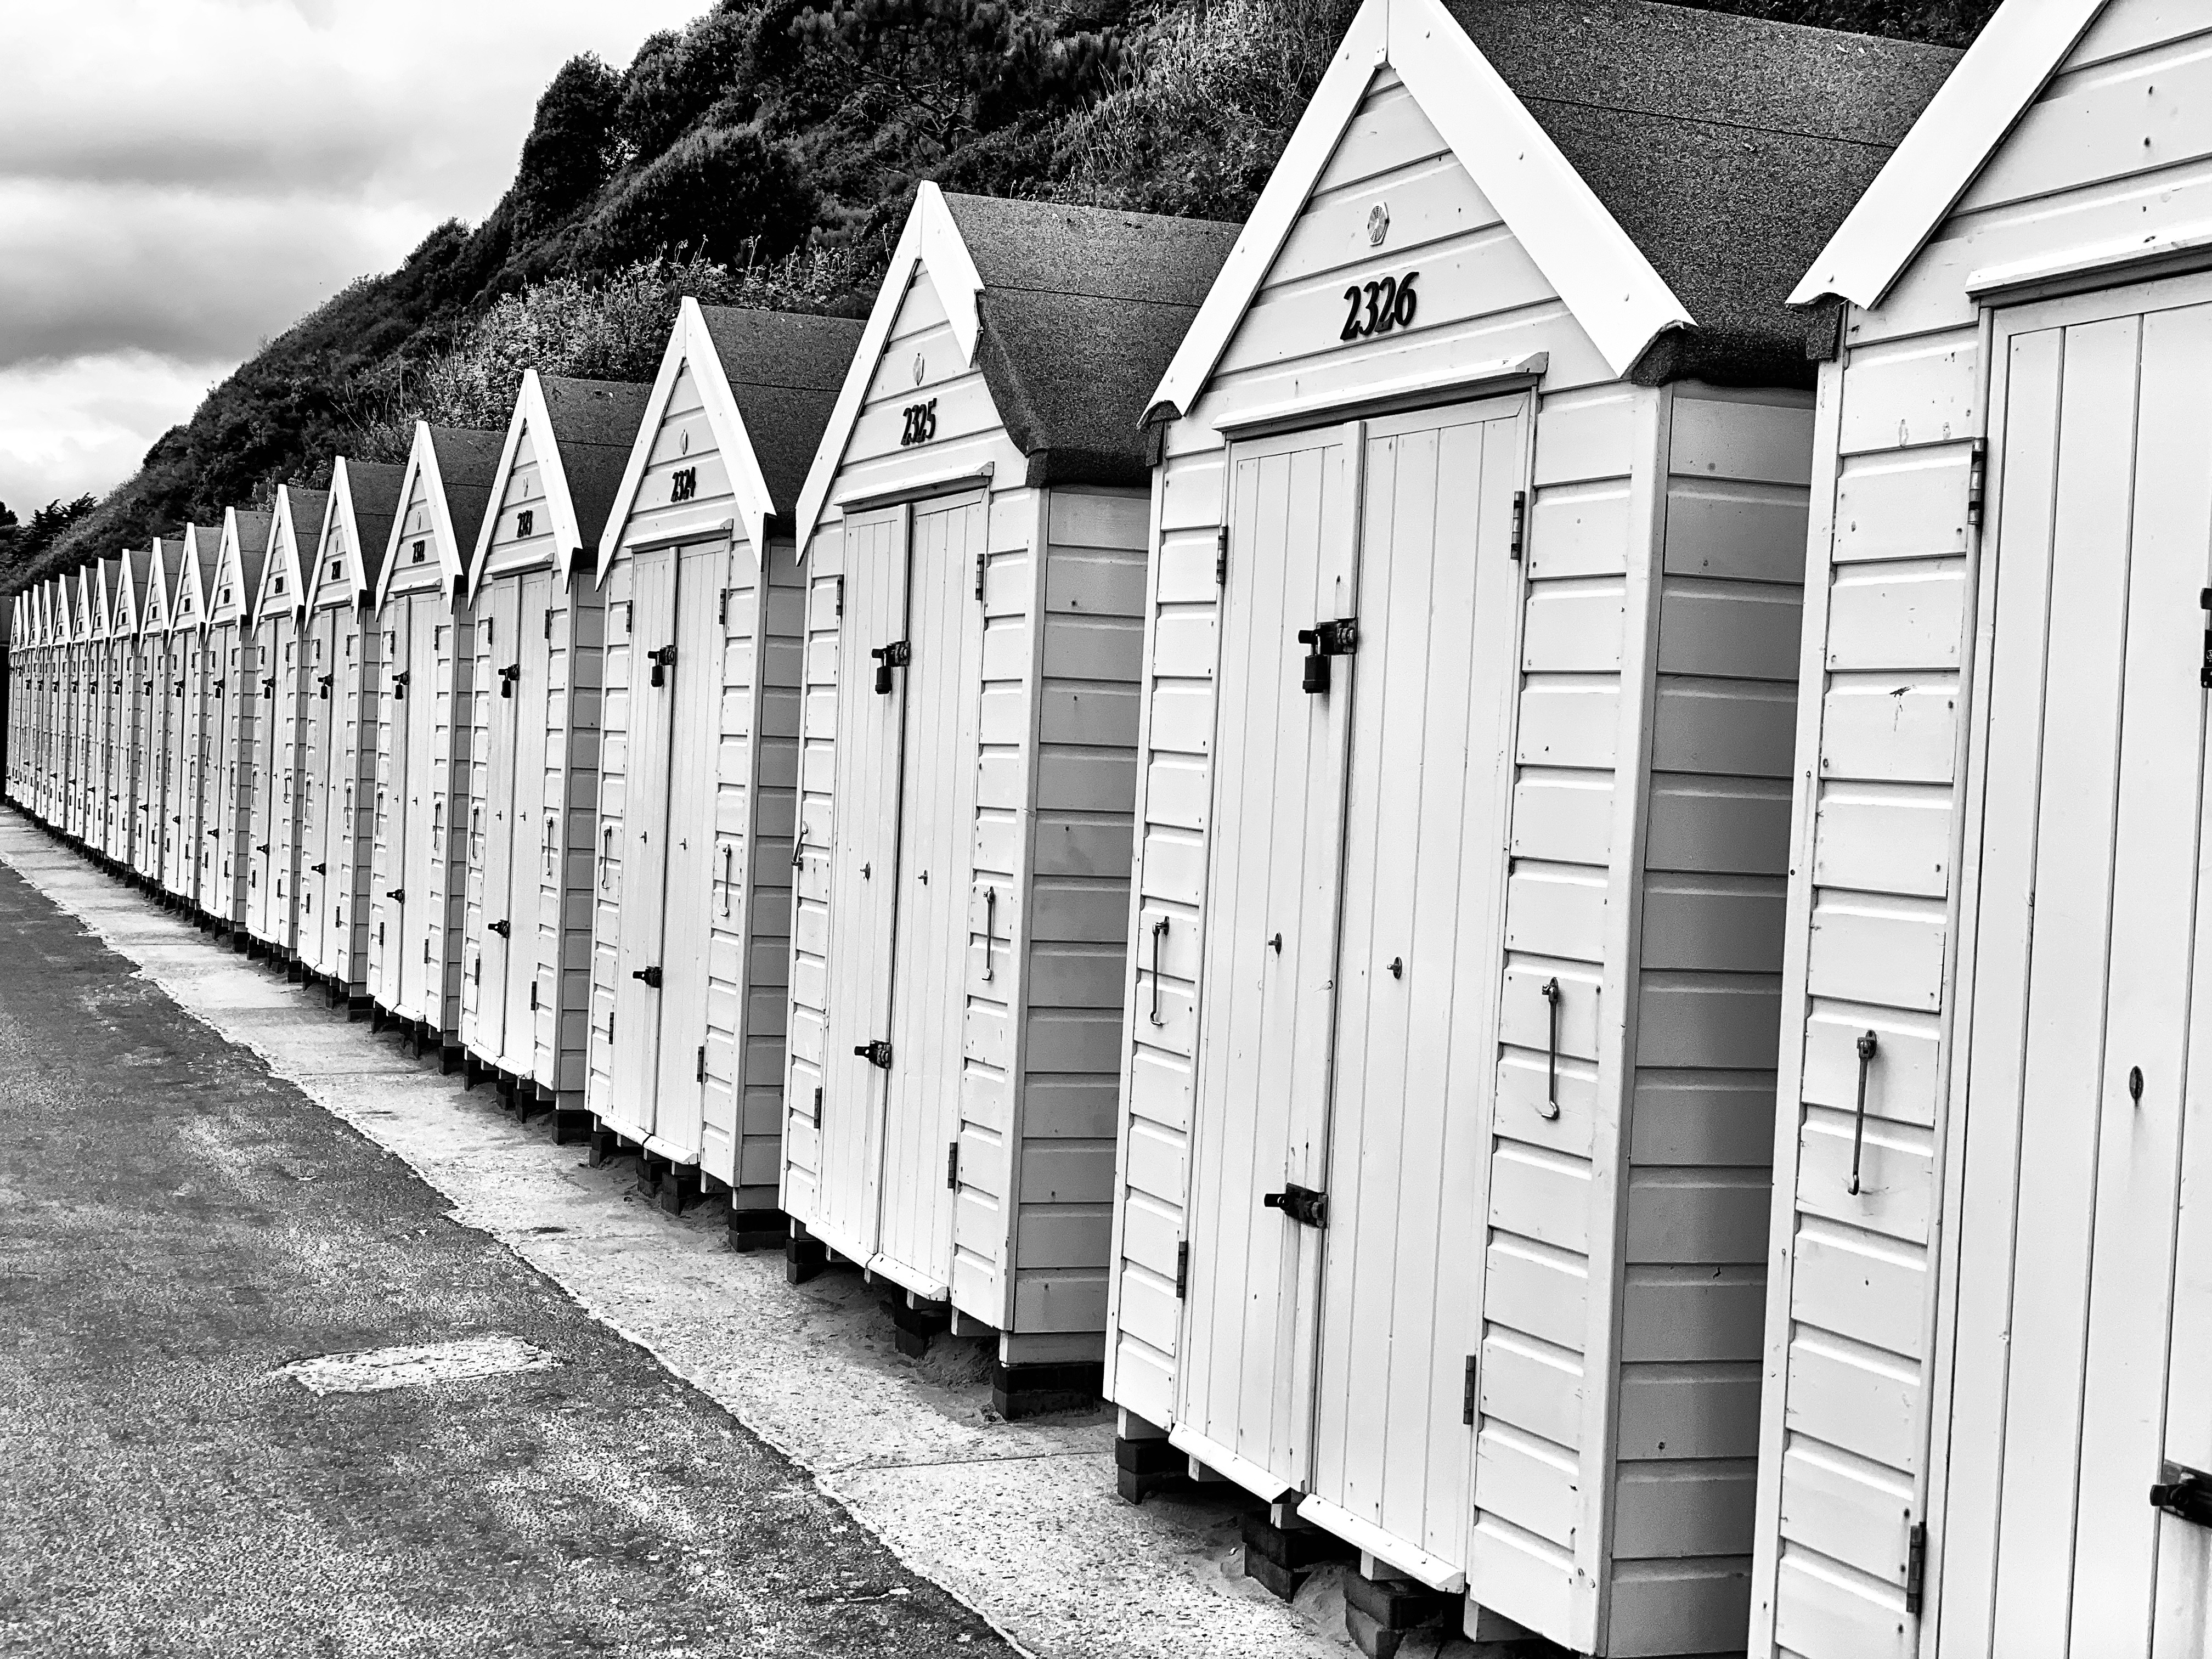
[876,496,986,1290]
[611,550,680,1134]
[817,509,907,1260]
[298,614,334,963]
[651,547,726,1154]
[1940,291,2212,1656]
[476,579,523,1064]
[1174,425,1362,1487]
[1304,398,1523,1579]
[501,572,554,1073]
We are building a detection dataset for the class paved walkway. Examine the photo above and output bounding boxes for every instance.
[0,817,1355,1659]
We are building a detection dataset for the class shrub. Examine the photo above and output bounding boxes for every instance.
[512,54,623,235]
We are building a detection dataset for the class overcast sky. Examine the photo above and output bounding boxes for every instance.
[0,0,705,521]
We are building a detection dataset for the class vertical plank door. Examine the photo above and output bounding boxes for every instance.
[818,509,909,1261]
[502,571,554,1074]
[1941,295,2212,1656]
[611,549,681,1136]
[1304,398,1524,1581]
[476,581,523,1065]
[877,496,987,1292]
[1174,426,1360,1491]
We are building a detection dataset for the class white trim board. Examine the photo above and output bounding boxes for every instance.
[374,422,468,611]
[1147,0,1690,420]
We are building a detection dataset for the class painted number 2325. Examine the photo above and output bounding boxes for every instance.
[900,398,939,447]
[1340,270,1419,342]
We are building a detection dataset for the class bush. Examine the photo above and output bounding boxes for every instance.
[618,12,756,156]
[575,123,816,269]
[512,54,623,235]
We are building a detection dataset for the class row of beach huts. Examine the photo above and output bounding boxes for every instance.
[8,0,2211,1653]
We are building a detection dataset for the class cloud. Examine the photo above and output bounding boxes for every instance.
[0,0,703,501]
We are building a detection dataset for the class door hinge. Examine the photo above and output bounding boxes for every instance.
[631,964,663,989]
[528,980,538,1011]
[2200,589,2211,691]
[608,1011,615,1041]
[1215,526,1228,586]
[697,1043,707,1084]
[718,588,729,627]
[975,548,988,602]
[544,608,554,641]
[1966,438,1987,529]
[947,1138,960,1189]
[1262,1182,1328,1228]
[1296,618,1358,695]
[1904,1521,1927,1615]
[1175,1239,1189,1299]
[812,1084,823,1125]
[1509,489,1527,561]
[854,1039,893,1069]
[1463,1355,1478,1425]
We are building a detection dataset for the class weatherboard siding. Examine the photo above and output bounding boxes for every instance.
[1752,6,2212,1651]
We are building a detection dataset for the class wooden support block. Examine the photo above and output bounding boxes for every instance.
[585,1126,625,1169]
[888,1294,951,1358]
[785,1228,828,1284]
[438,1045,462,1076]
[657,1163,702,1216]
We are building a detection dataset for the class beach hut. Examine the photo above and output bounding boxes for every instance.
[584,307,860,1226]
[245,486,327,958]
[37,580,61,823]
[131,538,177,887]
[103,549,148,867]
[297,459,404,1012]
[93,555,128,861]
[1750,3,2212,1652]
[5,595,18,808]
[1093,0,1956,1650]
[368,423,503,1057]
[198,507,272,933]
[165,523,221,909]
[28,582,50,821]
[460,371,651,1131]
[780,187,1235,1412]
[69,563,103,842]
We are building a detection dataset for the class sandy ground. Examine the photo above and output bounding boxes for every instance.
[0,815,1366,1658]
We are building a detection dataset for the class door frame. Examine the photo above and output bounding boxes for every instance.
[1922,265,2212,1655]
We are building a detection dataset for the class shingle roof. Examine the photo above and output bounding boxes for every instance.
[126,544,151,604]
[230,508,274,602]
[941,194,1239,484]
[426,427,509,560]
[1446,0,1961,386]
[538,376,653,550]
[696,307,866,515]
[342,461,407,592]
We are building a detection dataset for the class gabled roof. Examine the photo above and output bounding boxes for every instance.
[793,184,1236,549]
[116,545,151,636]
[317,458,407,604]
[601,301,862,572]
[79,563,106,642]
[376,424,505,607]
[1154,0,1958,414]
[102,555,129,637]
[258,486,328,616]
[173,523,222,634]
[1790,0,2101,307]
[469,372,654,595]
[213,506,274,621]
[140,540,174,637]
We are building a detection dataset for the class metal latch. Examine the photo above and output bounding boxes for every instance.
[1296,618,1357,694]
[871,640,911,696]
[386,888,405,902]
[499,663,521,698]
[318,674,332,700]
[854,1040,893,1069]
[2152,1463,2212,1528]
[632,965,663,988]
[647,645,677,687]
[390,670,409,701]
[311,863,326,874]
[1262,1182,1328,1228]
[488,919,511,938]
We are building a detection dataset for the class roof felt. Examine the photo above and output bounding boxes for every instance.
[538,376,654,549]
[941,194,1239,483]
[230,507,274,602]
[286,490,331,557]
[426,427,509,558]
[696,307,867,514]
[342,461,408,592]
[126,544,151,602]
[1444,0,1961,387]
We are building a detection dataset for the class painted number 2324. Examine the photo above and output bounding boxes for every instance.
[1340,270,1419,342]
[899,397,939,447]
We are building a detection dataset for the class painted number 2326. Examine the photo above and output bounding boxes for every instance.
[1340,270,1419,342]
[899,398,939,447]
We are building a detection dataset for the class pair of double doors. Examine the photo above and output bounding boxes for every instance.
[377,594,441,1018]
[611,543,724,1149]
[1175,398,1524,1583]
[300,607,346,971]
[250,615,296,941]
[1936,283,2212,1654]
[817,495,987,1291]
[475,571,555,1074]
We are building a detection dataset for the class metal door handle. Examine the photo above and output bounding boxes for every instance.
[1262,1183,1328,1228]
[1849,1030,1880,1195]
[983,886,998,983]
[1148,915,1168,1025]
[1539,978,1562,1120]
[600,826,613,889]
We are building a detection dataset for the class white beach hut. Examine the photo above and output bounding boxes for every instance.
[244,484,328,958]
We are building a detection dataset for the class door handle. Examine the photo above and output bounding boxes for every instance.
[311,863,326,874]
[489,919,511,938]
[1262,1183,1328,1229]
[632,965,663,988]
[870,640,910,695]
[854,1040,893,1069]
[1538,977,1562,1121]
[1849,1030,1880,1196]
[2152,1464,2212,1528]
[386,888,405,902]
[1148,915,1169,1025]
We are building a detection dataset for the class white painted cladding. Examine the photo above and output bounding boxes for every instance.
[785,261,1148,1356]
[1753,5,2212,1655]
[1107,65,1810,1655]
[585,358,800,1203]
[296,516,381,1000]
